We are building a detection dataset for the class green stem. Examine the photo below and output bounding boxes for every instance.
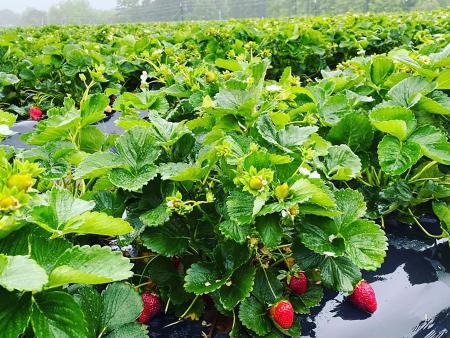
[408,209,446,239]
[137,254,160,286]
[257,255,276,299]
[179,294,199,319]
[408,161,438,183]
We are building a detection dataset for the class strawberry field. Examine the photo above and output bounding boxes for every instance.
[0,9,450,338]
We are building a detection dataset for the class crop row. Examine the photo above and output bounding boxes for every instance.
[0,10,449,116]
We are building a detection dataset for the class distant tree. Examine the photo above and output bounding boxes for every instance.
[48,0,115,25]
[0,9,21,26]
[20,8,47,26]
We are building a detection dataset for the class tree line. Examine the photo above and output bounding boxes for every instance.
[1,0,448,27]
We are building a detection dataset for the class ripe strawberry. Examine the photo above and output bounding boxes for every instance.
[270,300,294,330]
[29,106,43,121]
[138,292,161,323]
[349,280,377,313]
[289,272,307,295]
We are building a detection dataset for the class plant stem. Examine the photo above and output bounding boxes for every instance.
[408,161,437,183]
[257,255,276,299]
[179,294,199,319]
[408,209,446,239]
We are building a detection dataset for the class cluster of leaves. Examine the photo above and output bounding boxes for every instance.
[0,10,449,115]
[0,13,449,338]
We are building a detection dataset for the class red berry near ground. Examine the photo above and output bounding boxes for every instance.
[29,106,43,121]
[349,280,377,313]
[138,292,161,323]
[289,272,308,295]
[270,300,294,329]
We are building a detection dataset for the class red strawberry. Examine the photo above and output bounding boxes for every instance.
[270,300,294,329]
[138,292,161,323]
[29,106,43,121]
[289,272,308,295]
[349,280,377,313]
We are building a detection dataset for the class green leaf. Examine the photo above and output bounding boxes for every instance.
[256,215,283,248]
[416,91,450,115]
[184,262,233,294]
[0,110,16,127]
[333,189,366,227]
[369,106,416,140]
[29,233,72,273]
[79,125,106,152]
[226,191,256,225]
[63,212,133,236]
[378,135,422,175]
[388,76,434,108]
[239,296,272,336]
[72,286,102,338]
[0,255,48,292]
[319,256,361,292]
[219,263,256,310]
[328,113,374,152]
[292,242,323,270]
[218,220,251,244]
[433,202,450,231]
[291,284,323,314]
[100,283,143,332]
[215,58,242,72]
[48,245,133,287]
[109,165,158,191]
[436,69,450,89]
[146,111,191,147]
[370,56,395,85]
[140,203,170,228]
[289,179,335,208]
[0,72,19,86]
[74,152,119,179]
[321,145,361,180]
[0,289,32,338]
[257,114,317,153]
[340,219,387,270]
[300,219,345,257]
[105,323,148,338]
[31,187,95,232]
[141,223,190,257]
[80,94,108,126]
[31,291,89,338]
[253,268,283,304]
[409,125,450,165]
[114,126,160,170]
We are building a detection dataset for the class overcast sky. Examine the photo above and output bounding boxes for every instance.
[0,0,116,12]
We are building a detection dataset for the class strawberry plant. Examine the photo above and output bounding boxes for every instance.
[0,11,449,338]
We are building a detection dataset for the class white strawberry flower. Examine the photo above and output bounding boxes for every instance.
[298,167,311,176]
[266,84,282,92]
[140,71,148,83]
[309,171,321,179]
[323,251,337,257]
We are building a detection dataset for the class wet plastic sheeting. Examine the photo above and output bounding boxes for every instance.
[300,234,450,338]
[2,120,36,149]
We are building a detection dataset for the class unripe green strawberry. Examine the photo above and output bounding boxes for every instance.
[270,300,294,329]
[205,71,217,83]
[249,176,263,190]
[275,183,289,200]
[7,174,33,191]
[0,196,19,210]
[288,204,299,217]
